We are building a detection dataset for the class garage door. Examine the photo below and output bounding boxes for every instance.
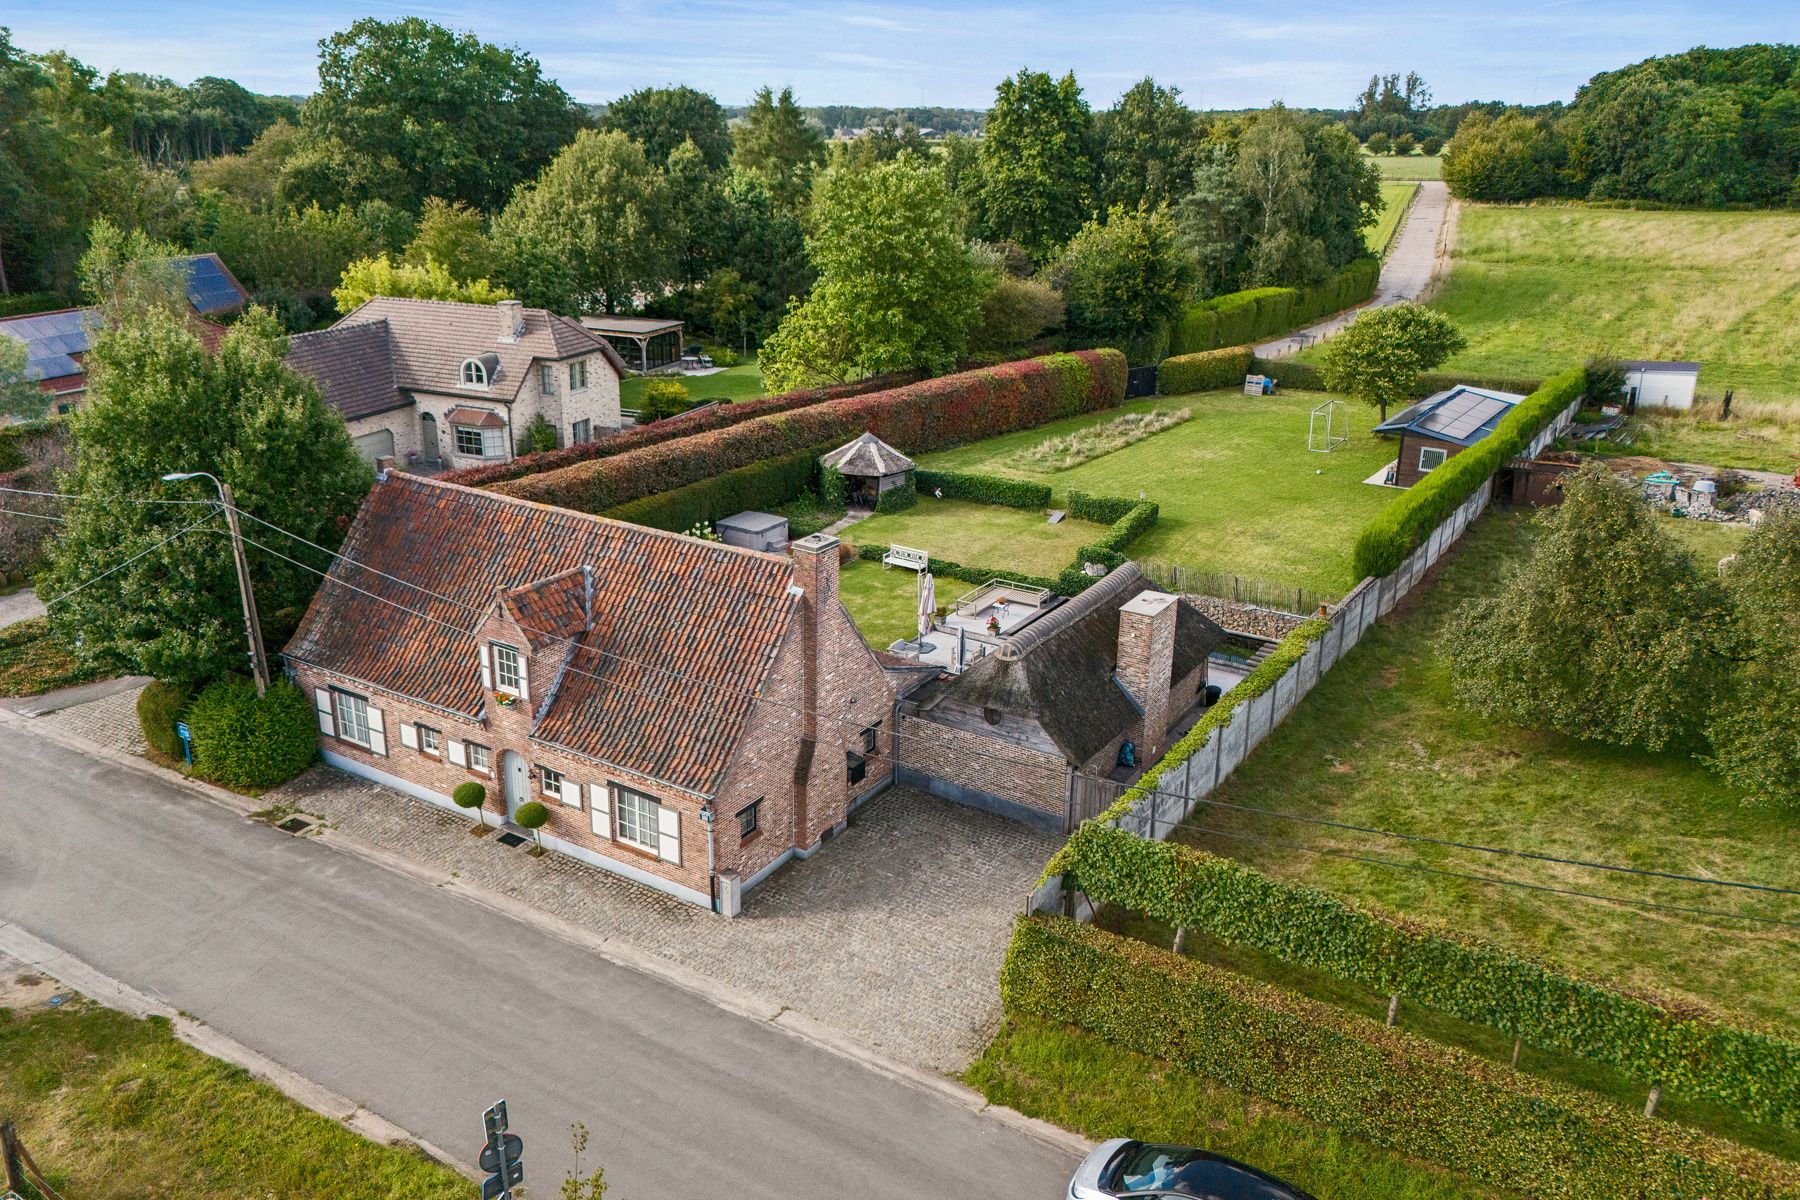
[353,428,395,463]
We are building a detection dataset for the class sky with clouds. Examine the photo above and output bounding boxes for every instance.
[8,1,1793,109]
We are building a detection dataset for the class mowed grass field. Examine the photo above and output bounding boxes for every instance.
[1432,206,1800,410]
[1170,511,1800,1040]
[918,390,1398,598]
[1368,153,1441,180]
[620,356,763,408]
[1369,181,1419,254]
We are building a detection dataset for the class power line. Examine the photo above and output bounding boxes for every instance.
[0,504,68,523]
[0,485,215,507]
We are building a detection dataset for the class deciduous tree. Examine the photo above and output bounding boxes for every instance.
[1707,513,1800,807]
[402,196,497,283]
[1097,78,1200,211]
[980,69,1095,262]
[602,84,731,170]
[1324,303,1466,420]
[1052,206,1193,361]
[730,86,825,215]
[332,254,508,312]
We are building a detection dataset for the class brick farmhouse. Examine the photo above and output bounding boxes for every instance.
[283,472,895,913]
[285,297,627,470]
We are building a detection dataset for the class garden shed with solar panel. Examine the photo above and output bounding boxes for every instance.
[1372,384,1527,488]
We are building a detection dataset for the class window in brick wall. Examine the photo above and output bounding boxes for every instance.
[846,751,866,785]
[467,741,491,774]
[736,797,762,840]
[860,722,880,754]
[572,418,592,444]
[492,642,524,695]
[616,787,660,854]
[417,724,442,757]
[332,688,371,748]
[568,359,588,392]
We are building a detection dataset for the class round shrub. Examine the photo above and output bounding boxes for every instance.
[513,800,548,828]
[452,781,486,810]
[137,679,197,760]
[639,378,690,422]
[705,345,740,367]
[185,676,317,790]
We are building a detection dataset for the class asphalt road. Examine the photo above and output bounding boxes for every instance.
[0,719,1080,1199]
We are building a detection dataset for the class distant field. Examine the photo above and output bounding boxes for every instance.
[1431,206,1800,409]
[1368,181,1419,255]
[1367,153,1441,180]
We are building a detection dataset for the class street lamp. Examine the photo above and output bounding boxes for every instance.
[163,471,270,695]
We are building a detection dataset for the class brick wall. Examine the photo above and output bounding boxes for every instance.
[898,713,1068,819]
[1395,433,1465,489]
[1116,591,1178,761]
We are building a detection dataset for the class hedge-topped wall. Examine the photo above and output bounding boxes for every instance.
[601,446,826,531]
[1047,818,1800,1130]
[493,350,1127,514]
[1004,917,1800,1200]
[1169,260,1380,358]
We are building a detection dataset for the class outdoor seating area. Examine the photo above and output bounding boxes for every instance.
[887,577,1055,673]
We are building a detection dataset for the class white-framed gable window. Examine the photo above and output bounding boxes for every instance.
[568,359,588,391]
[491,641,526,698]
[1417,446,1448,473]
[460,357,490,387]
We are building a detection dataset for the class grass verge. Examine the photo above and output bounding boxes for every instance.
[0,1001,468,1199]
[1369,181,1420,254]
[0,617,106,697]
[1368,153,1442,180]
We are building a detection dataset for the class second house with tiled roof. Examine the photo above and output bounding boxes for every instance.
[283,471,896,914]
[285,297,627,469]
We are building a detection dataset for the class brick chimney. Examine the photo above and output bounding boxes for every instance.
[496,299,524,342]
[1116,590,1178,760]
[786,533,842,848]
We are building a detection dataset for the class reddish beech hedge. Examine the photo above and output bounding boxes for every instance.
[442,372,915,487]
[493,351,1127,513]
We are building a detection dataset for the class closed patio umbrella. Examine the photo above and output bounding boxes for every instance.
[917,571,936,643]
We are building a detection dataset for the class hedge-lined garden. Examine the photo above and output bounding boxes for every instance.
[137,676,318,791]
[1169,260,1381,357]
[602,447,827,532]
[1046,817,1800,1130]
[1352,367,1585,578]
[1003,916,1800,1200]
[912,468,1051,510]
[492,350,1127,514]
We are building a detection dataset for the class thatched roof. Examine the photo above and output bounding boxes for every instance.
[941,564,1225,765]
[821,431,913,477]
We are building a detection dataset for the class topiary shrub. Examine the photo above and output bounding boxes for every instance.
[185,676,317,790]
[452,780,487,829]
[513,799,549,852]
[137,679,197,760]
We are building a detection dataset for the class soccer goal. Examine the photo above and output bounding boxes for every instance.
[1308,399,1347,453]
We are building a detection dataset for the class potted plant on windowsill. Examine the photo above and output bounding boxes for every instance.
[494,691,518,709]
[514,801,548,856]
[453,780,490,835]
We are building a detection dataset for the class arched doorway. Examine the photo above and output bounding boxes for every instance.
[420,412,441,465]
[500,750,528,822]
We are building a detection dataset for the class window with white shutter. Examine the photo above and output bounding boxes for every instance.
[399,722,419,750]
[314,688,335,737]
[656,805,681,865]
[366,706,387,756]
[615,787,659,855]
[331,688,371,748]
[492,642,526,699]
[448,739,468,767]
[478,644,493,690]
[589,783,611,838]
[466,742,491,774]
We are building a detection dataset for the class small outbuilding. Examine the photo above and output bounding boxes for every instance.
[1373,385,1526,488]
[821,432,914,508]
[1621,361,1700,411]
[716,510,790,553]
[579,315,685,373]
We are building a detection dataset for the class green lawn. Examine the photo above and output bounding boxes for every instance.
[1659,513,1748,566]
[968,1015,1507,1200]
[1429,206,1800,416]
[1369,181,1419,255]
[839,559,928,649]
[918,390,1398,598]
[1368,153,1442,180]
[1170,511,1800,1039]
[620,357,764,409]
[0,616,106,697]
[0,1001,468,1199]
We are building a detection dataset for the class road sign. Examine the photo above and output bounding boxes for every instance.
[484,1100,509,1138]
[478,1134,523,1174]
[480,1161,524,1200]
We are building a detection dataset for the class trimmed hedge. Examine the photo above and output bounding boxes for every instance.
[443,372,914,487]
[1005,917,1800,1200]
[137,679,196,760]
[1050,821,1800,1130]
[603,447,824,532]
[913,469,1051,510]
[1169,260,1380,357]
[185,677,318,790]
[852,542,1059,595]
[1352,366,1585,578]
[874,480,918,513]
[492,351,1127,514]
[1158,345,1253,395]
[1065,491,1136,524]
[1257,355,1545,399]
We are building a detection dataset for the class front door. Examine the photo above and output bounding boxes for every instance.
[501,750,528,821]
[420,412,440,464]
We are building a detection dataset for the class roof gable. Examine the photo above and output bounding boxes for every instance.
[1373,385,1526,447]
[284,474,796,796]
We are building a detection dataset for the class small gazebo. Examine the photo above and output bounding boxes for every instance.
[821,432,914,508]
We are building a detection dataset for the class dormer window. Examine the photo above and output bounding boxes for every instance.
[460,351,500,389]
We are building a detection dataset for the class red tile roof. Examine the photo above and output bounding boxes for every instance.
[501,567,591,650]
[284,473,797,796]
[445,405,505,428]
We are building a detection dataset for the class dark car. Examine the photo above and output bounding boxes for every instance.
[1069,1139,1319,1200]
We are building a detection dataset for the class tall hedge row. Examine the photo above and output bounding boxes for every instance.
[1049,822,1800,1128]
[1169,260,1381,358]
[601,447,825,532]
[1004,917,1800,1200]
[493,350,1127,514]
[1158,346,1254,395]
[443,373,914,487]
[1258,356,1545,399]
[1065,491,1138,524]
[1352,367,1585,578]
[912,469,1051,510]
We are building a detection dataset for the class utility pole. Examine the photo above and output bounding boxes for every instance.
[163,471,270,695]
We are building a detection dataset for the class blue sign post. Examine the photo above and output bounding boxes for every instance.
[175,721,193,765]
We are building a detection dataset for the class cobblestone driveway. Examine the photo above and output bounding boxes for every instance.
[41,685,1061,1072]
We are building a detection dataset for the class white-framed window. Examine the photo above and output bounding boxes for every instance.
[736,797,762,840]
[540,363,556,392]
[1417,446,1448,473]
[860,722,879,754]
[540,764,569,804]
[568,359,588,391]
[615,787,661,855]
[454,424,505,458]
[418,724,442,758]
[332,688,371,748]
[460,358,489,387]
[492,642,524,695]
[571,418,592,444]
[466,741,491,774]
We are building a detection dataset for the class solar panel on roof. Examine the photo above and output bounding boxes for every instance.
[177,256,246,314]
[1420,391,1510,442]
[0,310,93,381]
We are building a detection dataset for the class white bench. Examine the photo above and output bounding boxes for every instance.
[883,543,929,572]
